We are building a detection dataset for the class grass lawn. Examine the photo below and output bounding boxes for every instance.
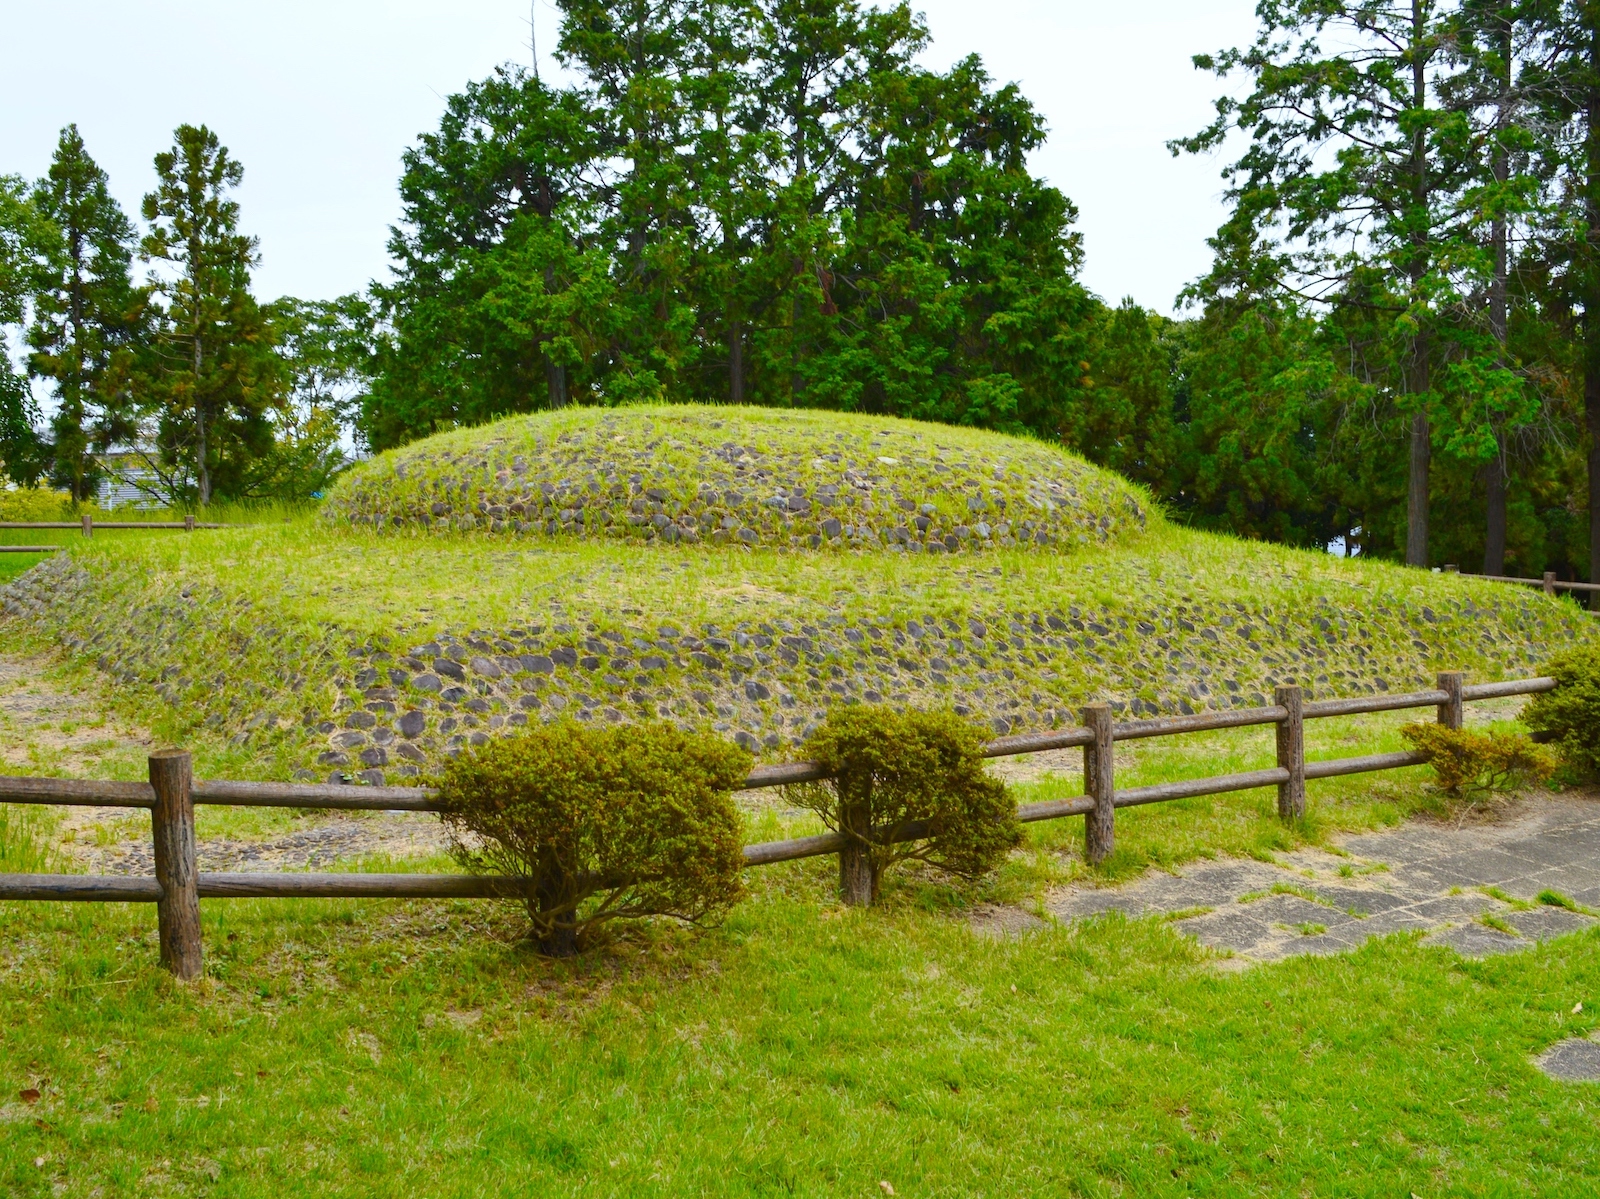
[3,867,1600,1198]
[2,691,1596,1197]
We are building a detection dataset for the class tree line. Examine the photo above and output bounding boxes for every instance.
[0,125,359,504]
[1,0,1596,589]
[364,0,1599,581]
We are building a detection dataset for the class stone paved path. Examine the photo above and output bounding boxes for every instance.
[1038,793,1600,965]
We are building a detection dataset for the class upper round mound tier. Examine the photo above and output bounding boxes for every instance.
[324,405,1151,553]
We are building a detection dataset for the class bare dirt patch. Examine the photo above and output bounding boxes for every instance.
[0,650,449,873]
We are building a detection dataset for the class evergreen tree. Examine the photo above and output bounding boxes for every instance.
[139,124,277,504]
[1176,0,1477,567]
[27,125,144,501]
[0,174,48,486]
[368,68,605,448]
[1518,0,1600,598]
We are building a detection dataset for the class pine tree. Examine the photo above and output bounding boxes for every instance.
[27,125,144,501]
[140,124,277,505]
[0,174,48,486]
[1176,0,1476,567]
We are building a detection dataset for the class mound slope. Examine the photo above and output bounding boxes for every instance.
[324,405,1150,553]
[3,530,1591,786]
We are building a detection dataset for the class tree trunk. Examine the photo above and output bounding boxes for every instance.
[545,358,568,410]
[730,319,744,403]
[193,329,210,507]
[1484,450,1508,576]
[1590,367,1600,608]
[1589,7,1600,608]
[532,872,579,956]
[68,216,86,502]
[1406,406,1430,567]
[1404,0,1431,568]
[838,800,875,906]
[1486,15,1511,581]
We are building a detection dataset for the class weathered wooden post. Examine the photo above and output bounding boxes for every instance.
[1443,564,1458,574]
[80,512,92,538]
[184,514,196,532]
[149,750,202,979]
[1274,684,1305,821]
[1436,671,1465,732]
[1543,571,1557,597]
[1083,703,1115,866]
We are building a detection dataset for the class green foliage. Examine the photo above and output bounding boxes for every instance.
[0,484,78,520]
[1400,722,1555,796]
[1171,1,1589,574]
[0,174,50,486]
[434,721,751,955]
[27,125,146,502]
[366,7,1099,450]
[139,124,280,506]
[1523,643,1600,782]
[785,705,1019,899]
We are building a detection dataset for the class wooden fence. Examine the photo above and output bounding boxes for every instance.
[0,514,223,553]
[1442,565,1600,607]
[0,670,1556,979]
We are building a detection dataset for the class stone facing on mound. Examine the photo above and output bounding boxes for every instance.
[323,407,1148,553]
[1,554,1576,788]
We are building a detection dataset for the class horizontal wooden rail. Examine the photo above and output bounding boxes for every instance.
[1305,750,1429,779]
[0,873,524,902]
[0,874,163,901]
[0,520,223,530]
[193,779,440,811]
[1462,678,1558,701]
[0,545,62,553]
[1475,571,1600,594]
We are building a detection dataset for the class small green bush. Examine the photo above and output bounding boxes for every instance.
[0,486,76,520]
[1401,723,1555,797]
[1523,644,1600,782]
[784,705,1020,904]
[434,721,752,956]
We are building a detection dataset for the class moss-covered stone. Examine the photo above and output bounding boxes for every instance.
[321,405,1149,554]
[4,544,1587,787]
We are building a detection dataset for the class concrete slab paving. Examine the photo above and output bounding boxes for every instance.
[1423,922,1526,957]
[1535,1037,1600,1083]
[1033,793,1600,964]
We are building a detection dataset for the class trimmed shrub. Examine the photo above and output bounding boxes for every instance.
[1401,723,1555,797]
[434,721,751,956]
[784,705,1020,904]
[1523,644,1600,782]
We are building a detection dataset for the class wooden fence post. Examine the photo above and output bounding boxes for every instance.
[80,512,92,539]
[149,750,202,980]
[1083,703,1115,866]
[1274,684,1305,821]
[1543,571,1557,596]
[184,514,195,532]
[1436,671,1465,732]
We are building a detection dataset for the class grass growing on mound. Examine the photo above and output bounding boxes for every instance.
[322,404,1151,554]
[3,873,1600,1196]
[3,512,1588,791]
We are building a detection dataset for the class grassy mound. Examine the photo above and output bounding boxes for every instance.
[2,512,1591,786]
[322,405,1150,553]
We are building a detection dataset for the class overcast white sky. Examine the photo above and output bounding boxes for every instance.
[1,0,1258,317]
